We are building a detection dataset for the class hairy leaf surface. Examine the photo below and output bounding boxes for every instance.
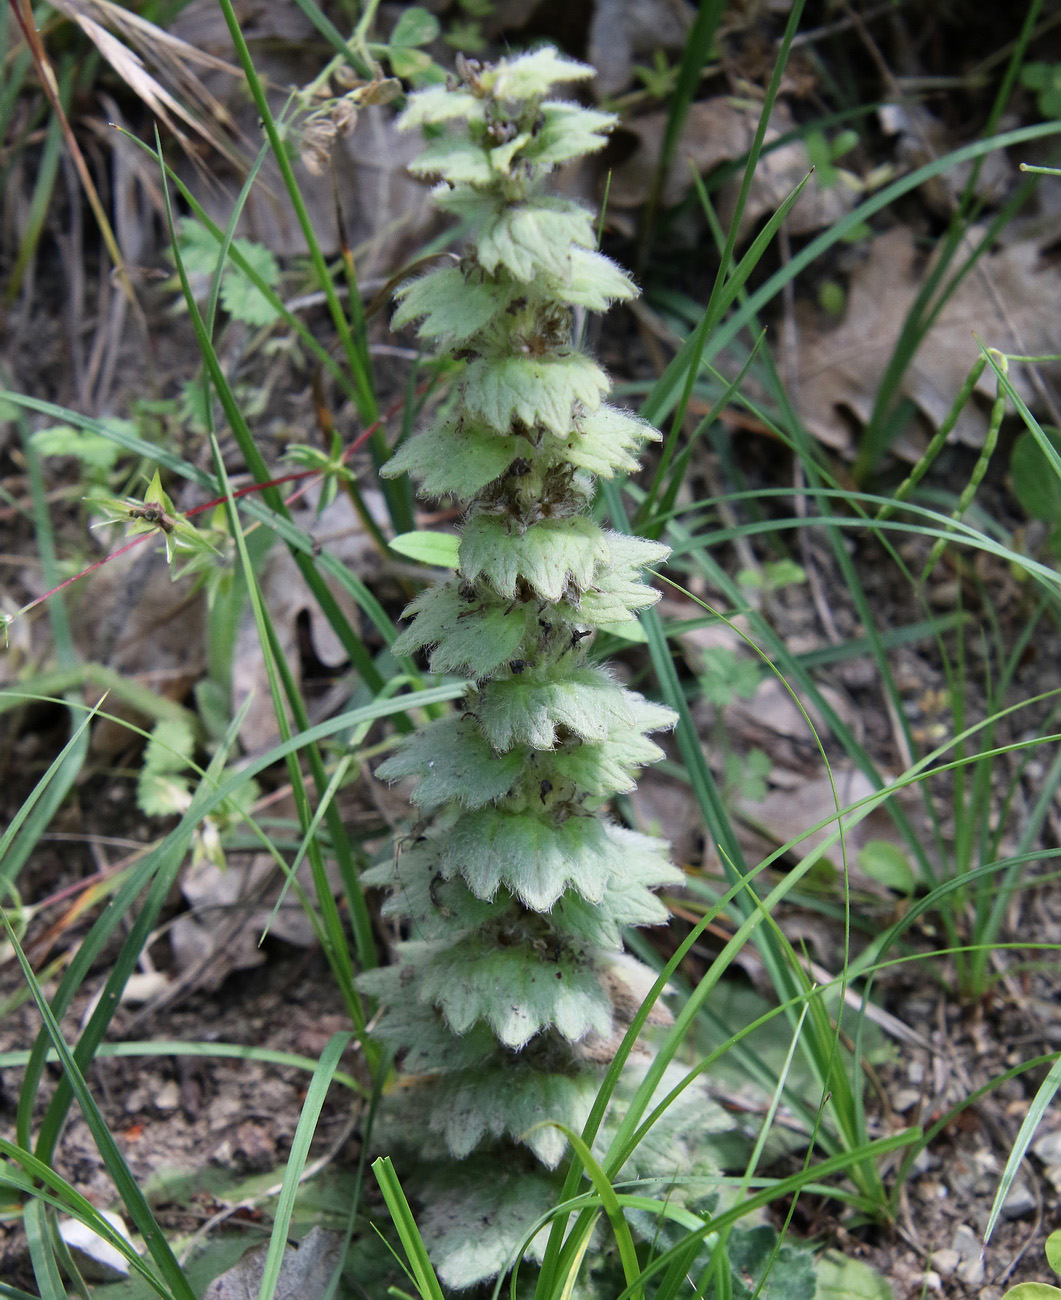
[559,403,662,476]
[428,1067,598,1165]
[459,513,609,600]
[398,85,486,129]
[523,103,617,165]
[466,197,596,280]
[477,666,646,749]
[391,583,529,676]
[462,352,608,434]
[440,807,615,907]
[376,715,523,809]
[381,420,524,499]
[418,938,613,1047]
[550,249,637,311]
[418,1167,556,1290]
[392,266,513,345]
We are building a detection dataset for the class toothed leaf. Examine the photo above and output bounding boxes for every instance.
[477,666,646,749]
[418,936,612,1047]
[399,85,486,130]
[558,404,662,477]
[550,248,637,310]
[429,1067,597,1164]
[440,807,615,907]
[484,48,595,99]
[523,102,616,165]
[410,136,495,185]
[459,196,596,280]
[393,266,513,345]
[462,352,608,434]
[418,1167,556,1290]
[377,715,523,809]
[459,513,609,600]
[392,582,530,676]
[382,420,524,499]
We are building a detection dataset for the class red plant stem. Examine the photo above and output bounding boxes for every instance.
[18,386,419,622]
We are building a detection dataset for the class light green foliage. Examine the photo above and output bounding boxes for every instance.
[700,645,765,706]
[175,221,281,326]
[31,423,124,484]
[138,715,197,817]
[363,47,708,1289]
[1010,425,1061,555]
[999,1230,1061,1300]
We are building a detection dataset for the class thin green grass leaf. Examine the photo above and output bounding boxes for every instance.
[0,706,95,888]
[545,1126,643,1297]
[372,1157,446,1300]
[258,1032,353,1300]
[22,1199,66,1300]
[3,1145,165,1296]
[0,1038,364,1094]
[984,1053,1061,1247]
[0,925,196,1300]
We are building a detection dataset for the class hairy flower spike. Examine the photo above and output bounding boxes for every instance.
[360,48,717,1290]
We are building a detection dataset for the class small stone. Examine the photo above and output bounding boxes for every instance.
[59,1210,137,1282]
[154,1079,181,1111]
[932,1249,960,1275]
[1033,1130,1061,1164]
[952,1224,985,1285]
[1000,1175,1036,1219]
[893,1088,922,1113]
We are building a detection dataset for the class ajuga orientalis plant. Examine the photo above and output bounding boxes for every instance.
[360,47,725,1290]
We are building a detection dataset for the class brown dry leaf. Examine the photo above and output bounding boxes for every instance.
[232,488,380,752]
[735,765,906,881]
[796,226,1061,455]
[169,851,320,993]
[610,99,853,239]
[46,0,248,171]
[73,544,206,756]
[165,4,431,265]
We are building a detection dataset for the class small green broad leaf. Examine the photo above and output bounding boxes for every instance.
[137,716,196,816]
[218,239,281,326]
[1011,425,1061,551]
[390,6,440,46]
[1047,1230,1061,1278]
[31,424,123,474]
[389,530,460,568]
[814,1250,895,1300]
[858,840,915,894]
